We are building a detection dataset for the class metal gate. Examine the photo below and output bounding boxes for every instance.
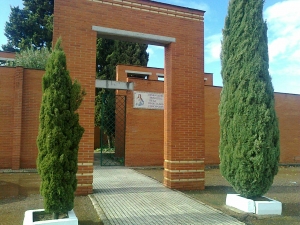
[99,94,126,166]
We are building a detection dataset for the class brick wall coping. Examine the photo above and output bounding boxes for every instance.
[90,0,205,17]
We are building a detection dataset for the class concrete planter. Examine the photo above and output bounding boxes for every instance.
[23,209,78,225]
[226,194,282,215]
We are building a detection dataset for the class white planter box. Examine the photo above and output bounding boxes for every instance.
[255,198,282,215]
[23,209,78,225]
[226,194,282,215]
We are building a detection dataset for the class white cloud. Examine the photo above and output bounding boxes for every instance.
[264,0,300,94]
[147,45,164,68]
[147,45,164,57]
[205,33,222,64]
[265,0,300,62]
[186,2,209,12]
[270,63,300,78]
[271,73,300,94]
[147,47,154,56]
[161,0,209,12]
[291,49,300,60]
[269,58,300,94]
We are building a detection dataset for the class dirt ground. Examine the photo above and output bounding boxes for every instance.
[135,166,300,225]
[0,166,299,225]
[0,173,102,225]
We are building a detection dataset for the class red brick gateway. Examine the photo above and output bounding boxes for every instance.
[53,0,205,195]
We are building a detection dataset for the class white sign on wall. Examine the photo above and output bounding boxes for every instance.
[133,91,164,110]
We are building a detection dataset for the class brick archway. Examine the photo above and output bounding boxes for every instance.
[53,0,205,195]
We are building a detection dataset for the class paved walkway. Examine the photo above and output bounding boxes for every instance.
[91,166,243,225]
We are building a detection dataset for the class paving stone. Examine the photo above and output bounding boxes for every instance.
[91,166,244,225]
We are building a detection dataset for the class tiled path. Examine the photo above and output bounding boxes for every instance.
[91,166,244,225]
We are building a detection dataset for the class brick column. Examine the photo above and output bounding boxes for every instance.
[12,67,24,170]
[164,39,205,190]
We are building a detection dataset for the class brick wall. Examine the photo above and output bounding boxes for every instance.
[275,93,300,163]
[0,67,43,169]
[204,86,222,165]
[116,65,164,166]
[0,51,16,60]
[2,65,299,169]
[114,66,300,167]
[0,67,15,169]
[21,69,44,168]
[2,0,297,195]
[1,66,299,195]
[204,85,300,165]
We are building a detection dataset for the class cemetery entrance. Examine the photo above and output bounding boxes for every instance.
[54,0,205,194]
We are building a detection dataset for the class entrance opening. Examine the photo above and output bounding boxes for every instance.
[94,93,126,166]
[93,31,172,167]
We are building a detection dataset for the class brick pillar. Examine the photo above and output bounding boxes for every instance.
[53,0,96,195]
[12,67,24,170]
[164,40,205,190]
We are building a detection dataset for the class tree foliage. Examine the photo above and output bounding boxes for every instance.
[6,47,51,69]
[2,0,53,51]
[219,0,280,198]
[96,39,149,80]
[95,39,149,147]
[37,38,85,218]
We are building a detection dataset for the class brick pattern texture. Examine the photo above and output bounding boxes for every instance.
[100,66,300,167]
[204,86,300,165]
[1,64,299,193]
[0,67,16,169]
[53,0,205,192]
[0,68,44,170]
[116,65,165,166]
[1,0,299,195]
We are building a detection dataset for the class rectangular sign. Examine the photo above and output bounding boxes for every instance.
[133,91,164,110]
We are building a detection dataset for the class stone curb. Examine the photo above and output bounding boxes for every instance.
[88,194,110,225]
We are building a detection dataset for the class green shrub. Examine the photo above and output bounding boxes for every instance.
[8,46,51,69]
[37,38,85,219]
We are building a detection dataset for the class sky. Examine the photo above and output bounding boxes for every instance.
[0,0,299,94]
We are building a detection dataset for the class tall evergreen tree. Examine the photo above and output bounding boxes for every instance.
[37,38,85,219]
[2,0,53,51]
[219,0,280,198]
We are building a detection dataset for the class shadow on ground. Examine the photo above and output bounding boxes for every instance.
[1,166,298,225]
[135,166,300,225]
[0,173,102,225]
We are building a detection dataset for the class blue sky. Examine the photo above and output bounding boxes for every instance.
[1,0,299,94]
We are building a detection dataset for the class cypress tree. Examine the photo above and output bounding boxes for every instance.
[219,0,280,198]
[37,38,85,219]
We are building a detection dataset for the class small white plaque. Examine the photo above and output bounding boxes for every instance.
[133,91,164,110]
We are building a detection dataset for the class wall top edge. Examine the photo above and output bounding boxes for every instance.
[89,0,204,21]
